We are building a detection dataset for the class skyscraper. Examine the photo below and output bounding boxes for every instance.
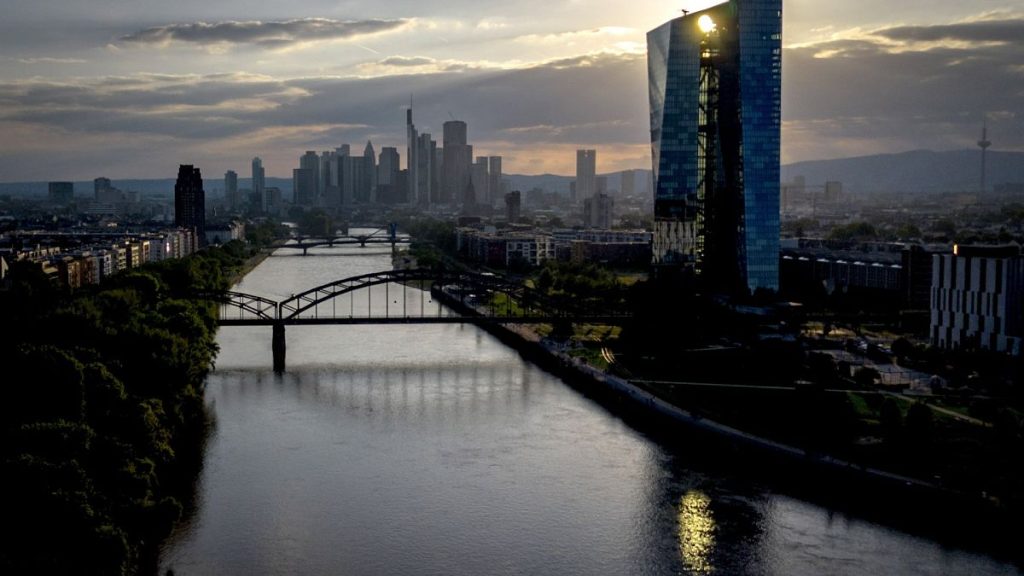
[488,156,502,207]
[407,106,420,205]
[377,147,401,203]
[48,182,73,204]
[620,169,636,198]
[576,150,596,203]
[443,120,473,204]
[175,165,206,244]
[297,151,320,206]
[471,157,490,207]
[648,0,782,293]
[363,141,377,203]
[224,170,238,209]
[251,157,265,210]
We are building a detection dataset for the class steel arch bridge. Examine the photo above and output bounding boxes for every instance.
[193,268,631,371]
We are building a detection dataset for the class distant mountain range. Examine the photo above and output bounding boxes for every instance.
[2,149,1022,198]
[782,149,1024,194]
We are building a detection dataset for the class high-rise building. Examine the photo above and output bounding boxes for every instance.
[443,120,473,204]
[931,245,1023,356]
[505,191,521,223]
[648,0,782,293]
[298,151,320,205]
[471,157,490,207]
[251,157,265,210]
[377,147,402,203]
[174,165,206,244]
[576,150,597,202]
[621,170,636,198]
[407,107,420,205]
[94,177,112,200]
[224,170,239,208]
[293,168,317,206]
[363,141,377,203]
[48,182,74,204]
[584,193,614,229]
[488,157,502,207]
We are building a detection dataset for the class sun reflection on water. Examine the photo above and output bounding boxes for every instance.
[678,491,716,574]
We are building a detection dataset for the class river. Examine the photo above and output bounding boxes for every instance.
[159,240,1021,575]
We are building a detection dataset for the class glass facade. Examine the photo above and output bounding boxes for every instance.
[648,0,781,293]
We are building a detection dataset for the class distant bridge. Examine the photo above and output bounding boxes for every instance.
[280,224,411,255]
[194,268,630,372]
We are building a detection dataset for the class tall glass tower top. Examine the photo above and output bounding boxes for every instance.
[648,0,781,294]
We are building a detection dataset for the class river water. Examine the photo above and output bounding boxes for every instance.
[159,242,1021,575]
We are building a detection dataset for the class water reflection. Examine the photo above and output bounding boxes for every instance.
[679,491,716,575]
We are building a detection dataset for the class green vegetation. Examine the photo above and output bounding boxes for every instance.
[826,221,878,241]
[0,242,247,574]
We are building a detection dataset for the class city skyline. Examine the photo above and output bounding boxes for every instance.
[0,1,1021,180]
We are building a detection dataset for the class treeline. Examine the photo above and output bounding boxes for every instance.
[0,240,248,574]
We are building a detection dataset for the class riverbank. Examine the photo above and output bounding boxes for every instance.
[226,239,286,285]
[432,287,1020,563]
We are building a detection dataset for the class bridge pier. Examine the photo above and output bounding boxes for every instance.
[272,322,286,372]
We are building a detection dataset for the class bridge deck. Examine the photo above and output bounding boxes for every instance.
[219,315,629,327]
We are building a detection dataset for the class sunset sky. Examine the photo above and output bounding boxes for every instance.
[1,0,1021,180]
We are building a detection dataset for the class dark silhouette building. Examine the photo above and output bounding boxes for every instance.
[175,164,206,245]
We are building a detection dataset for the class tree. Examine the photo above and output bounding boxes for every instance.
[880,397,902,440]
[905,402,933,443]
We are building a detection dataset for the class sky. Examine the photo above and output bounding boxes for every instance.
[0,0,1021,181]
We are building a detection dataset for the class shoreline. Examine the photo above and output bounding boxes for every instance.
[433,287,1019,562]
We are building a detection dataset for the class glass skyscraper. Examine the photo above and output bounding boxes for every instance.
[648,0,781,293]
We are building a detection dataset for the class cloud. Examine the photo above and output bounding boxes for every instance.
[13,57,88,65]
[377,56,438,67]
[876,18,1024,45]
[781,15,1024,162]
[119,18,410,49]
[0,50,650,178]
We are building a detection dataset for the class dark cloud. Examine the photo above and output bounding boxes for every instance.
[119,18,409,48]
[377,56,436,67]
[876,18,1024,44]
[781,20,1024,160]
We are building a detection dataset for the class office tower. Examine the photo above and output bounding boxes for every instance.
[224,170,239,208]
[251,157,266,210]
[443,120,473,204]
[410,133,432,204]
[407,107,420,205]
[471,157,490,207]
[174,165,206,244]
[621,170,636,198]
[94,177,112,200]
[48,182,73,204]
[363,141,377,203]
[584,193,614,229]
[93,177,122,204]
[931,245,1023,355]
[431,141,443,203]
[648,0,782,293]
[297,151,320,205]
[488,156,502,207]
[505,191,521,223]
[293,168,317,206]
[377,146,401,203]
[576,150,596,202]
[378,147,400,186]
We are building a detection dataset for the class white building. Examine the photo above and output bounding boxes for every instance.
[931,245,1024,355]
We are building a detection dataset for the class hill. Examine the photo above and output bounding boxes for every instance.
[782,149,1024,194]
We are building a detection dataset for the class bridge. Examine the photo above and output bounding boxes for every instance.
[195,268,631,372]
[279,224,411,255]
